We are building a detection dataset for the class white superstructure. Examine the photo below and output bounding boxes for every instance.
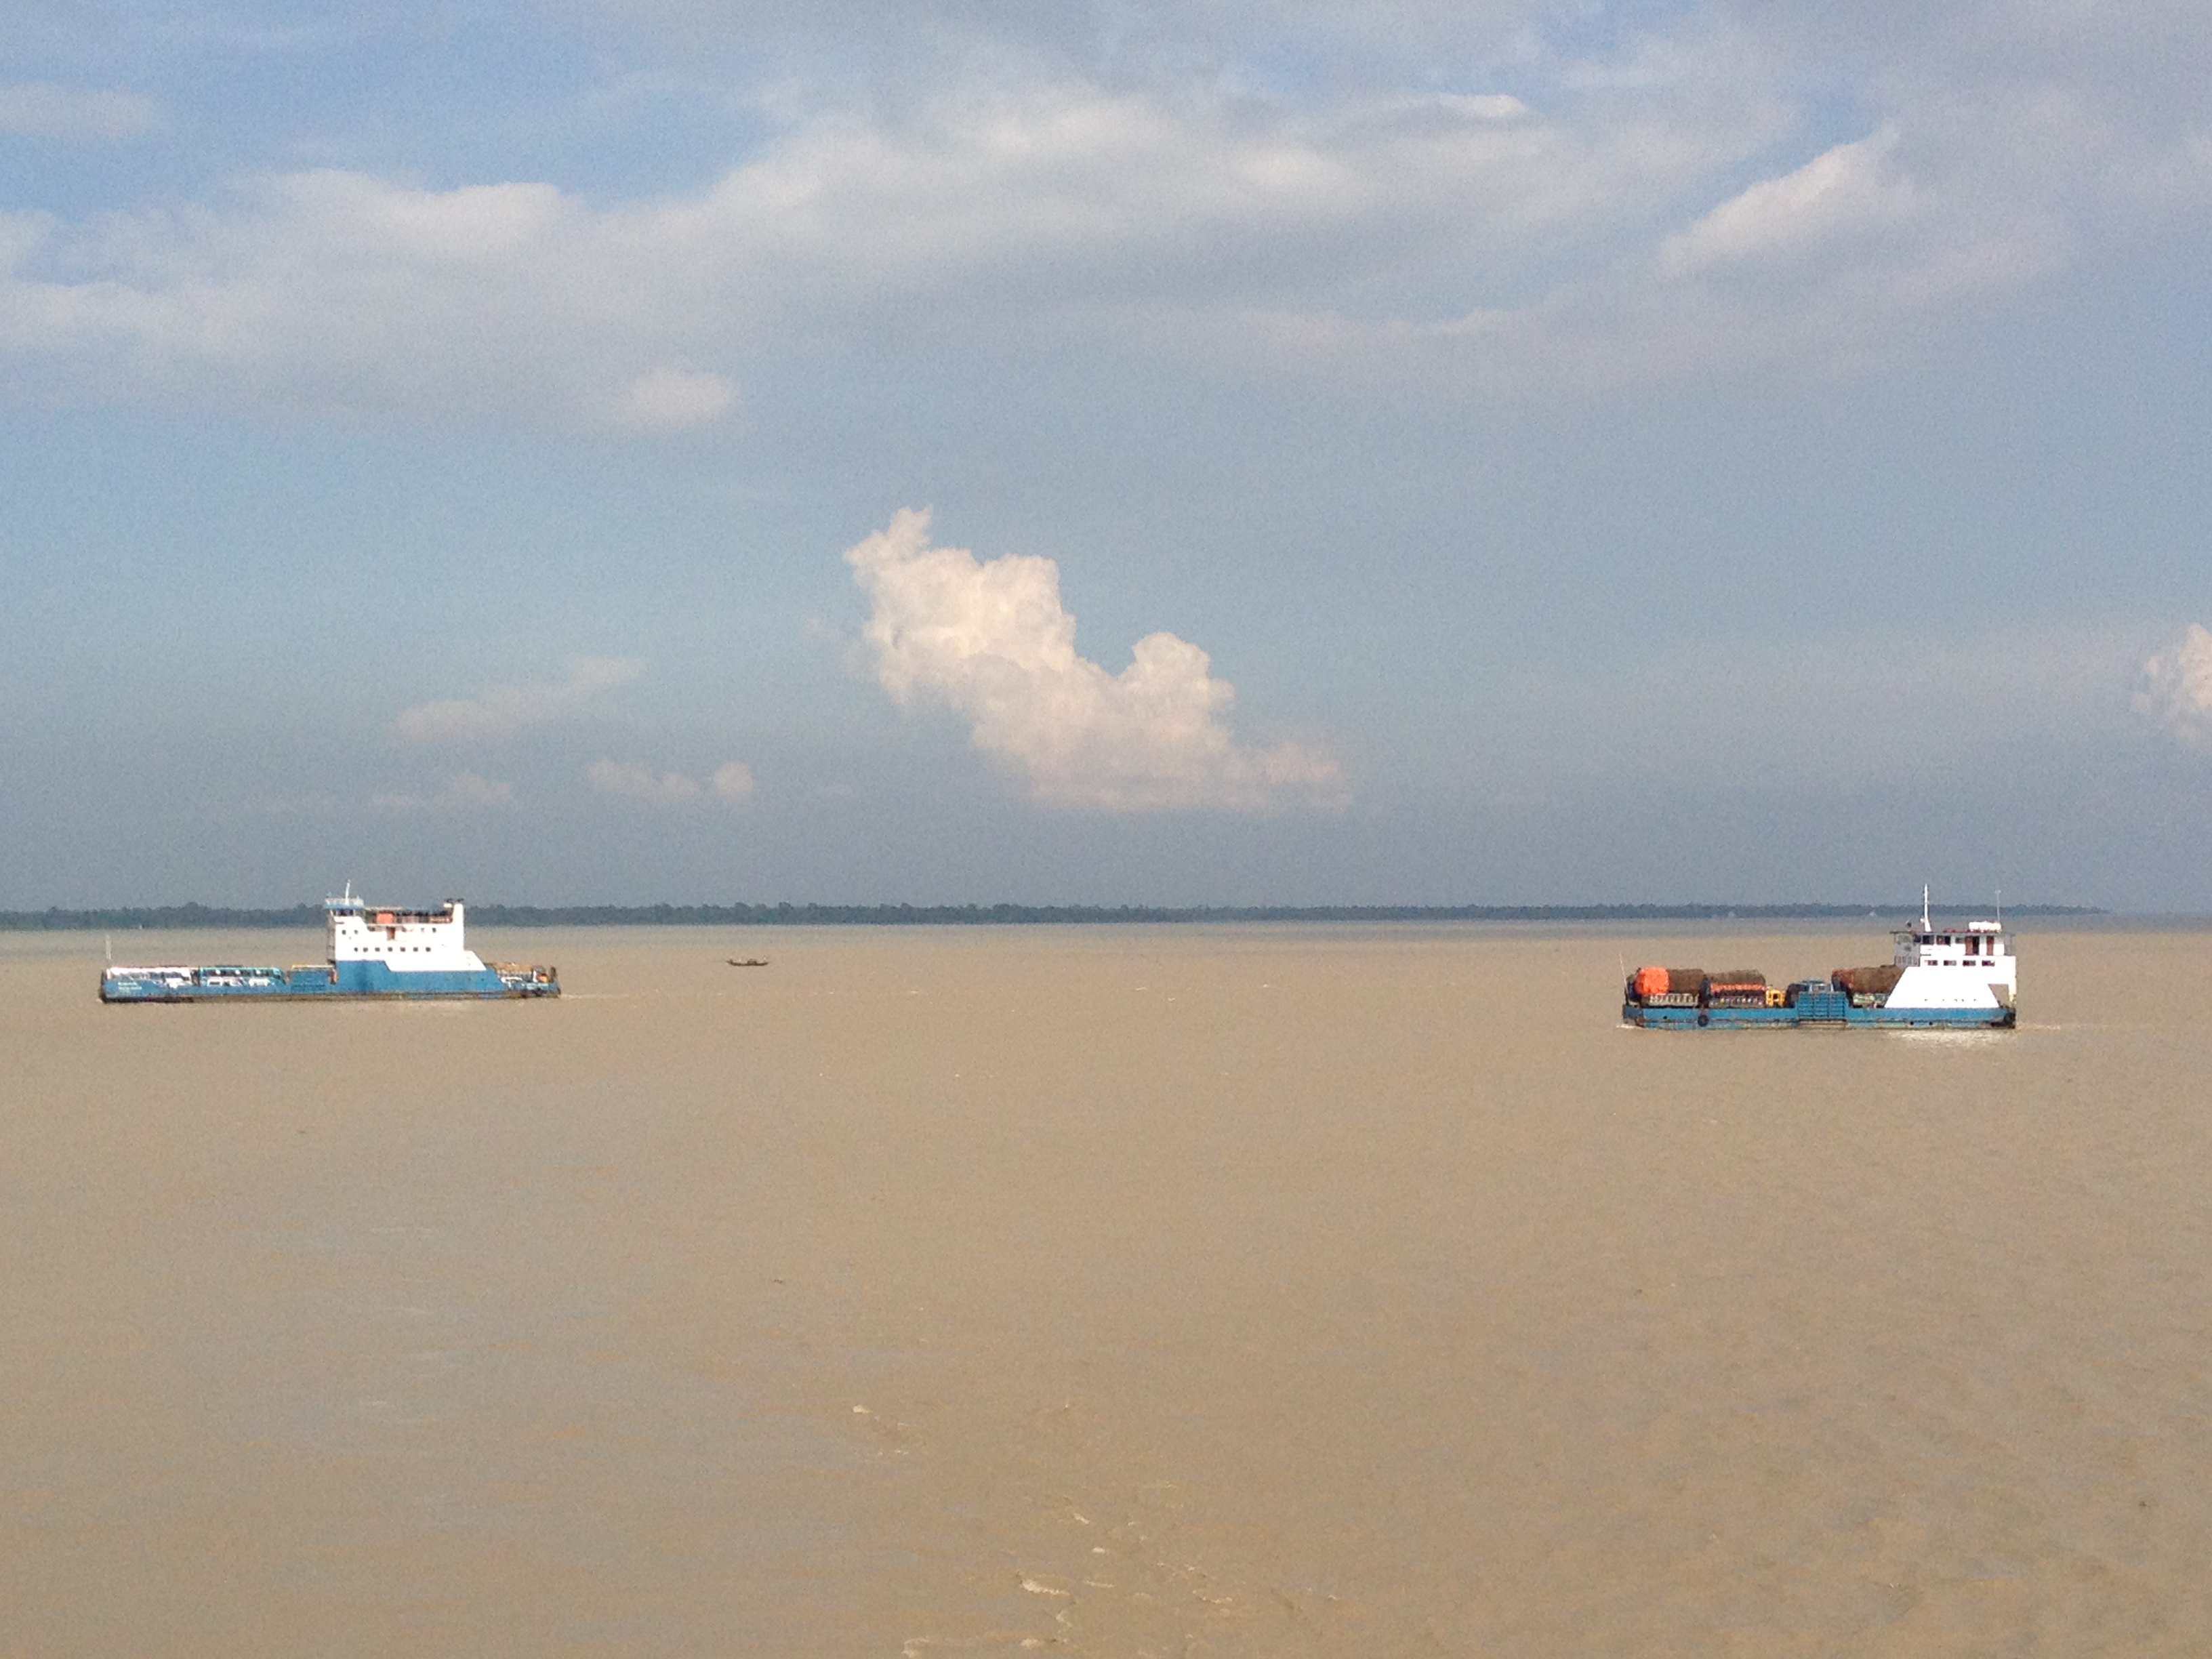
[326,885,489,974]
[1885,890,2018,1012]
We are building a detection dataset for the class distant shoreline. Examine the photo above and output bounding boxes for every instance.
[0,901,2109,931]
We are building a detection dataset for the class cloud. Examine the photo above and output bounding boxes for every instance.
[2135,624,2212,747]
[844,508,1342,811]
[1660,129,1919,278]
[371,771,517,812]
[617,365,737,430]
[587,757,756,803]
[389,658,642,744]
[0,83,159,143]
[0,79,1835,415]
[1,7,2207,416]
[587,758,703,802]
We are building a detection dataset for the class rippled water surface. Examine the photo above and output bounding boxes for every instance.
[5,923,2210,1656]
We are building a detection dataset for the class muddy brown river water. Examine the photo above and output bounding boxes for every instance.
[3,922,2209,1656]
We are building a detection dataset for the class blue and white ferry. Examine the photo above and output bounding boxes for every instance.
[100,888,558,1003]
[1622,893,2017,1029]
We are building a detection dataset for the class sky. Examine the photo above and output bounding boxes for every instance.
[2,0,2209,909]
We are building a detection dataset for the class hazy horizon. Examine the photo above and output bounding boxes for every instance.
[0,897,2127,927]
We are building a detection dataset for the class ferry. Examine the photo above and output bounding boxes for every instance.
[1622,893,2015,1029]
[100,888,558,1003]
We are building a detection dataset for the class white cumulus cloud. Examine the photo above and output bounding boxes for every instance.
[588,758,756,804]
[1,5,2207,417]
[587,758,702,802]
[2135,623,2212,747]
[1661,129,1921,277]
[390,658,642,744]
[844,508,1342,811]
[618,365,737,430]
[0,79,1823,415]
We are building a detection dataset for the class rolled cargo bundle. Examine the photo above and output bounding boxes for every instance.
[1632,966,1706,998]
[1832,964,1904,996]
[1705,968,1767,991]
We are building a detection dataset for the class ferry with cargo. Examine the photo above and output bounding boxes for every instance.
[1622,894,2015,1029]
[100,888,558,1003]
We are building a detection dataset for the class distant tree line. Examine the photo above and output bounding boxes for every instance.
[0,899,2106,930]
[0,902,329,931]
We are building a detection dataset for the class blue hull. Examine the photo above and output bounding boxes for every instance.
[102,960,557,1002]
[1624,1000,2013,1029]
